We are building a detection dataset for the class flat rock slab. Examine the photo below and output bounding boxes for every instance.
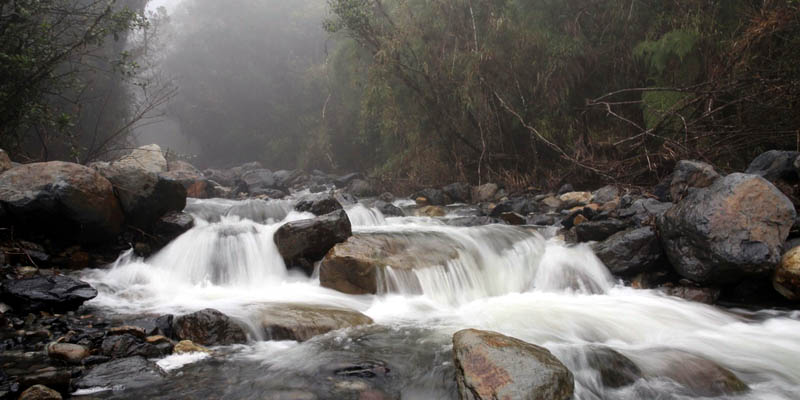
[257,303,373,342]
[73,356,165,391]
[1,275,97,313]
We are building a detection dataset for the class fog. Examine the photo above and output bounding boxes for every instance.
[135,0,331,169]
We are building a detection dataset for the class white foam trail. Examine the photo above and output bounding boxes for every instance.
[346,203,387,227]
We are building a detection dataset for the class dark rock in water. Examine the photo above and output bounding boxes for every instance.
[634,349,748,397]
[446,216,504,227]
[250,188,287,199]
[557,184,574,195]
[335,173,364,187]
[669,160,720,202]
[659,173,795,285]
[527,214,556,226]
[257,303,373,342]
[172,308,248,346]
[453,329,573,400]
[160,169,214,199]
[593,227,664,277]
[19,384,62,400]
[101,334,164,358]
[662,285,721,304]
[0,161,123,243]
[488,201,514,218]
[499,212,525,226]
[443,183,471,203]
[575,219,629,242]
[295,193,343,216]
[241,169,278,192]
[414,188,448,206]
[373,200,404,217]
[746,150,800,182]
[74,356,166,391]
[584,346,642,388]
[153,211,194,242]
[378,192,395,203]
[334,191,358,206]
[17,368,73,394]
[1,275,97,313]
[348,179,375,197]
[274,210,352,275]
[155,314,175,339]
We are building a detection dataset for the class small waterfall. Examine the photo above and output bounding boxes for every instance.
[346,203,387,227]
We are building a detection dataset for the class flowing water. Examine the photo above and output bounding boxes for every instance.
[78,197,800,399]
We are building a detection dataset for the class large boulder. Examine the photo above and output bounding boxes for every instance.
[347,179,375,197]
[746,150,800,182]
[160,168,214,198]
[274,210,352,275]
[294,193,343,216]
[46,342,90,365]
[172,308,248,346]
[92,144,186,228]
[592,227,665,276]
[73,356,166,391]
[240,168,278,193]
[320,231,459,295]
[257,303,373,341]
[1,275,97,313]
[669,160,720,202]
[575,219,629,242]
[0,161,123,243]
[453,329,573,400]
[636,349,748,396]
[773,246,800,300]
[659,173,795,284]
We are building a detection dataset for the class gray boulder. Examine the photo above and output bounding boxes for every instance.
[659,173,795,284]
[746,150,800,182]
[670,160,720,202]
[593,227,665,276]
[274,210,352,275]
[295,193,343,216]
[0,161,124,243]
[257,303,373,342]
[575,219,629,242]
[453,329,573,400]
[172,308,248,346]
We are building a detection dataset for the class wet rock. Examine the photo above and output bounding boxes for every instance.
[258,303,373,341]
[19,384,62,400]
[443,183,471,203]
[593,227,664,277]
[557,184,574,195]
[92,145,186,228]
[575,219,629,242]
[172,308,248,346]
[240,168,278,193]
[1,275,97,313]
[773,246,800,300]
[109,325,147,339]
[101,334,164,358]
[320,232,459,295]
[445,216,504,227]
[527,214,556,226]
[472,183,499,203]
[618,198,673,227]
[453,329,573,400]
[348,179,375,197]
[540,196,563,210]
[637,349,748,397]
[584,346,642,388]
[154,314,175,339]
[0,149,11,173]
[559,191,592,209]
[0,161,123,243]
[295,193,343,216]
[669,160,720,202]
[46,342,89,364]
[153,211,194,242]
[273,169,304,188]
[746,150,800,182]
[274,210,352,275]
[373,200,404,217]
[414,188,448,206]
[662,286,721,304]
[173,340,210,354]
[335,173,364,187]
[659,173,795,285]
[499,212,525,226]
[414,205,446,217]
[74,356,166,391]
[17,368,72,393]
[160,169,214,199]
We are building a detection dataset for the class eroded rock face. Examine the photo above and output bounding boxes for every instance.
[669,160,720,202]
[774,246,800,300]
[0,161,123,243]
[452,329,574,400]
[592,227,665,277]
[274,210,352,275]
[257,303,373,341]
[172,308,248,346]
[659,173,795,285]
[320,232,460,295]
[1,275,97,313]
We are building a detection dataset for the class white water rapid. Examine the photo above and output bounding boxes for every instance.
[80,197,800,399]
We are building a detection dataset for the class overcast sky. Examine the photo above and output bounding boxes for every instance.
[147,0,182,13]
